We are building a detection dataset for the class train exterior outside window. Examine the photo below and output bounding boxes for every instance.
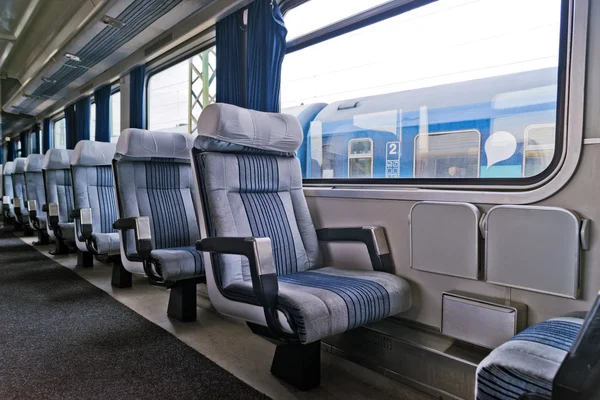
[147,46,216,134]
[53,118,66,150]
[281,0,565,184]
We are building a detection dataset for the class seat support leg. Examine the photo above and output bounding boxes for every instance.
[77,250,94,268]
[271,340,321,391]
[49,238,70,255]
[33,230,50,245]
[23,225,34,236]
[167,279,197,322]
[111,257,132,288]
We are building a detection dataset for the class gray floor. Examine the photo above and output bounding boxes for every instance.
[17,233,432,400]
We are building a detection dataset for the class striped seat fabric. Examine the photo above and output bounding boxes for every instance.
[476,316,585,400]
[43,149,75,241]
[71,141,120,255]
[193,103,412,344]
[25,154,48,228]
[12,158,29,219]
[113,129,203,281]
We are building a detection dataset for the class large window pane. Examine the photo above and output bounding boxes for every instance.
[147,46,216,133]
[53,118,66,149]
[281,0,563,181]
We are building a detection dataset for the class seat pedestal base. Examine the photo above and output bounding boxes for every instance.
[23,225,34,237]
[33,230,50,246]
[271,340,321,391]
[77,250,94,268]
[111,258,132,288]
[167,280,197,322]
[49,239,71,255]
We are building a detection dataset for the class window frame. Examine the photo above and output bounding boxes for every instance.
[89,85,121,142]
[145,40,216,133]
[51,114,67,150]
[282,0,574,191]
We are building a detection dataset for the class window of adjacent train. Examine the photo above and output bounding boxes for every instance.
[53,118,66,149]
[147,46,216,134]
[281,0,563,181]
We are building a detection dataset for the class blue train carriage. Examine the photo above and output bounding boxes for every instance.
[284,67,558,180]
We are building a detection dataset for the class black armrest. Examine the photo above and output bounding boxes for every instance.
[197,236,295,341]
[27,200,38,229]
[113,217,153,260]
[316,226,393,273]
[71,208,93,239]
[552,291,600,399]
[42,204,48,212]
[13,198,21,216]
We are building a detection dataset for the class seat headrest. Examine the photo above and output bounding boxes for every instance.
[72,140,116,167]
[3,161,14,175]
[43,149,74,170]
[114,129,195,163]
[25,154,45,172]
[13,158,26,174]
[194,103,303,156]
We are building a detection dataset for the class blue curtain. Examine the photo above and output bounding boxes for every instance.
[246,0,287,112]
[216,11,245,107]
[65,103,77,149]
[42,119,51,153]
[20,132,28,157]
[32,125,41,154]
[74,97,91,148]
[94,85,112,142]
[8,139,15,161]
[130,66,146,129]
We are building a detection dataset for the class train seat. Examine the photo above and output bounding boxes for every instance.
[42,149,76,254]
[3,162,15,223]
[71,140,119,267]
[12,158,31,230]
[112,129,203,321]
[192,103,412,390]
[476,315,588,399]
[24,154,51,245]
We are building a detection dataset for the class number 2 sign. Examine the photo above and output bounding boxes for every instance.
[386,141,400,178]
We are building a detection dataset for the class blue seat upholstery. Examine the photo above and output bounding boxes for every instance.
[12,158,29,220]
[3,162,15,219]
[42,149,75,242]
[113,129,203,281]
[191,103,412,345]
[71,140,120,255]
[25,154,47,229]
[476,316,585,400]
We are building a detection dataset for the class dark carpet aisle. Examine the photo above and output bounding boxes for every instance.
[0,234,270,400]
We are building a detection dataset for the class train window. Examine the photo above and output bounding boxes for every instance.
[147,46,216,133]
[53,118,66,149]
[414,130,481,178]
[348,139,374,178]
[89,90,121,142]
[281,0,565,183]
[90,102,96,141]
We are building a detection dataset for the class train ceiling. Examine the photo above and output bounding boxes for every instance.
[0,0,218,139]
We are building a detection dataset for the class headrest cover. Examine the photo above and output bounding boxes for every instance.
[13,158,26,174]
[114,129,195,163]
[194,103,303,156]
[3,161,14,175]
[25,154,45,172]
[43,149,74,170]
[72,140,116,167]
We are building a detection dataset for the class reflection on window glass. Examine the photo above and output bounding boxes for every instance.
[281,0,562,180]
[147,46,216,133]
[53,118,66,149]
[90,102,96,141]
[111,91,121,143]
[348,139,373,178]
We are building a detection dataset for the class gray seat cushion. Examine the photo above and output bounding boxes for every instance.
[150,247,204,281]
[227,267,411,344]
[90,232,120,255]
[57,222,75,241]
[476,316,584,400]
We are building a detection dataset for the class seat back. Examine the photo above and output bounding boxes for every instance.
[25,154,47,220]
[113,129,199,265]
[12,158,28,215]
[3,162,14,216]
[191,103,321,289]
[42,149,74,224]
[72,141,118,242]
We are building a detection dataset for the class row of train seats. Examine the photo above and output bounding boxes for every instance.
[0,103,597,396]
